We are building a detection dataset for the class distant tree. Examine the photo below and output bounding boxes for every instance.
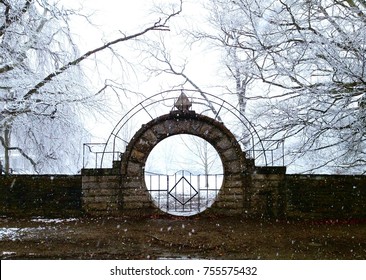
[179,135,222,176]
[0,0,182,174]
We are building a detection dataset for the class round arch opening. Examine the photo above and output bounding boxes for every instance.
[144,134,224,216]
[121,111,247,217]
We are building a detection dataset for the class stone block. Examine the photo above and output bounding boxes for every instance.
[83,195,118,204]
[130,148,146,162]
[189,119,204,133]
[122,180,145,190]
[134,137,151,153]
[123,194,150,203]
[252,174,271,181]
[219,186,243,196]
[85,202,119,211]
[198,123,215,138]
[224,179,245,189]
[152,123,168,139]
[126,162,142,176]
[207,128,225,142]
[82,180,119,190]
[216,201,243,209]
[82,175,119,184]
[83,187,119,197]
[162,119,181,135]
[216,194,243,203]
[123,201,144,209]
[222,148,239,161]
[142,129,158,146]
[225,161,242,174]
[216,138,232,150]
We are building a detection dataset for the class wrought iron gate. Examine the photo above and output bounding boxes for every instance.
[145,170,223,216]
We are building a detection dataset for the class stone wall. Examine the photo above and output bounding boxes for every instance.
[78,168,366,219]
[80,165,288,218]
[81,163,121,216]
[285,174,366,220]
[206,172,246,216]
[248,167,287,218]
[0,175,81,217]
[1,172,366,219]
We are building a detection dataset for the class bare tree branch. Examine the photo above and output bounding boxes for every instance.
[23,2,182,100]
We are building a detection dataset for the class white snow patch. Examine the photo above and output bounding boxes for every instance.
[0,227,42,241]
[1,251,16,256]
[30,218,78,223]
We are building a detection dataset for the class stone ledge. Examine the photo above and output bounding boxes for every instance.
[81,168,120,176]
[82,188,119,196]
[254,166,286,175]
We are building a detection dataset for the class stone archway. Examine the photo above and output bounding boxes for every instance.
[120,95,252,216]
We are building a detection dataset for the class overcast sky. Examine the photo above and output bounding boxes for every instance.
[61,0,225,143]
[63,0,228,171]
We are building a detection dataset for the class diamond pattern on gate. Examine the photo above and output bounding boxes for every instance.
[168,176,198,206]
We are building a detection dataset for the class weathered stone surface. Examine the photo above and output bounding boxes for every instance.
[126,162,142,177]
[84,202,119,211]
[83,188,119,196]
[123,195,150,202]
[216,201,243,209]
[83,195,118,204]
[130,149,145,162]
[198,123,216,139]
[225,161,243,174]
[152,123,168,139]
[115,111,253,217]
[216,194,243,203]
[123,201,145,209]
[82,181,119,190]
[218,186,243,195]
[123,180,145,190]
[142,129,158,146]
[222,148,239,161]
[252,174,285,181]
[124,188,150,198]
[189,119,203,133]
[216,138,232,151]
[82,175,119,184]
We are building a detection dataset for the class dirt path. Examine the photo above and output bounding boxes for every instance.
[1,217,366,259]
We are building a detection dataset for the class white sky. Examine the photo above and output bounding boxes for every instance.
[61,0,225,144]
[61,0,232,172]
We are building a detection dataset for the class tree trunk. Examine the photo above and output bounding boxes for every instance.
[4,125,11,174]
[204,141,209,188]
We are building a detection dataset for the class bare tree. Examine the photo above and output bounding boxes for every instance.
[0,0,182,174]
[179,135,222,175]
[145,134,222,180]
[198,0,366,173]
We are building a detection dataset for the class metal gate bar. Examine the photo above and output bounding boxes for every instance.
[145,170,223,216]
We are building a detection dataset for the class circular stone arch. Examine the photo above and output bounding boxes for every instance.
[120,110,250,216]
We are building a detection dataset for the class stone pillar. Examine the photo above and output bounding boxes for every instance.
[81,167,121,216]
[249,166,287,218]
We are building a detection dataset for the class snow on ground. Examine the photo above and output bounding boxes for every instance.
[30,218,78,224]
[0,227,48,241]
[0,218,79,241]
